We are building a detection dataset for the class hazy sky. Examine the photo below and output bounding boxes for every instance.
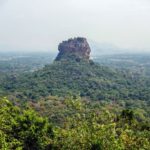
[0,0,150,52]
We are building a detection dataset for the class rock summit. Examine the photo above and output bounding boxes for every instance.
[55,37,91,62]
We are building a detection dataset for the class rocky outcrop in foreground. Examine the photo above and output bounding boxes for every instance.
[55,37,91,62]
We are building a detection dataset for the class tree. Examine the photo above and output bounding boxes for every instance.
[0,98,53,150]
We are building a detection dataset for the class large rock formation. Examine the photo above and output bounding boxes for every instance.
[55,37,91,62]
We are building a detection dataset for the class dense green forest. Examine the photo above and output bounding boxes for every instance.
[1,58,150,108]
[0,52,54,73]
[0,52,150,149]
[94,53,150,77]
[0,97,150,149]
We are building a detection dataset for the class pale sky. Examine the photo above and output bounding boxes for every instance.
[0,0,150,52]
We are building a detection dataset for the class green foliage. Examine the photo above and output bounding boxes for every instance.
[0,53,150,149]
[0,97,150,149]
[1,60,150,108]
[0,98,53,150]
[52,98,150,150]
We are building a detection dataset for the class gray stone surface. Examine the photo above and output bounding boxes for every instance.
[55,37,91,61]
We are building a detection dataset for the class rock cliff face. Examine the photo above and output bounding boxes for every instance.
[55,37,91,62]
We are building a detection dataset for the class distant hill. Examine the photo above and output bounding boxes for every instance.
[89,40,124,56]
[1,38,149,104]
